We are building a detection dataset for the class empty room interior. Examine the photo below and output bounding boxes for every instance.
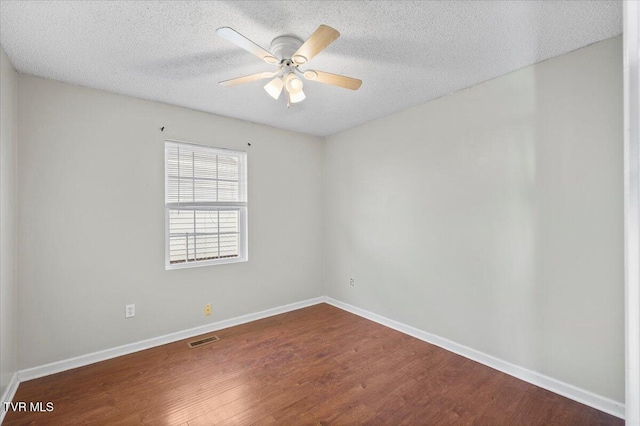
[1,1,639,425]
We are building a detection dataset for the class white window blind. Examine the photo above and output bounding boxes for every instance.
[165,141,247,269]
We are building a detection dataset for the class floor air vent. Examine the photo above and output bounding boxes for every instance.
[188,335,220,348]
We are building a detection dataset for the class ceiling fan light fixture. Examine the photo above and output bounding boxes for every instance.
[292,55,307,65]
[264,77,284,100]
[285,73,304,95]
[263,55,279,64]
[289,89,306,104]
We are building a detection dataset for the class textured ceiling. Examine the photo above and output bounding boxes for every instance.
[0,1,622,136]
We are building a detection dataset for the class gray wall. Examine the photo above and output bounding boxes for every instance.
[0,45,18,396]
[323,36,624,401]
[17,75,324,369]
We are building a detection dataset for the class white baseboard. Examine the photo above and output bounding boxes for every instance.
[324,297,625,420]
[17,297,325,382]
[1,372,19,424]
[11,295,625,421]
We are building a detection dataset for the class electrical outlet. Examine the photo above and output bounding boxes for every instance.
[125,304,135,318]
[350,278,355,287]
[204,303,212,316]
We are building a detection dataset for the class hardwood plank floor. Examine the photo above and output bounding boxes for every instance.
[4,303,622,425]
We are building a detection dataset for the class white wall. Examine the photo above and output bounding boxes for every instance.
[17,75,324,369]
[324,36,624,402]
[0,45,18,396]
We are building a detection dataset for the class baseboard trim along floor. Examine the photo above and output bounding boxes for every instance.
[0,372,19,424]
[323,297,625,420]
[7,295,624,420]
[16,297,325,382]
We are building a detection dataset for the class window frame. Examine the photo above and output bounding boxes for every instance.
[164,140,248,270]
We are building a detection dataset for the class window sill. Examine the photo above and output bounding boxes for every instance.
[165,256,247,270]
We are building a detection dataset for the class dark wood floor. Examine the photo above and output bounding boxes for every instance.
[5,303,622,425]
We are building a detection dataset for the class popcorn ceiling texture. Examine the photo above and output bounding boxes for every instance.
[0,1,622,136]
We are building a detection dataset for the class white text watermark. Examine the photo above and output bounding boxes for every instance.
[3,401,54,412]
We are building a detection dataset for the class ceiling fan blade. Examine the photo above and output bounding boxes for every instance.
[291,25,340,65]
[216,27,278,64]
[219,71,279,87]
[303,70,362,90]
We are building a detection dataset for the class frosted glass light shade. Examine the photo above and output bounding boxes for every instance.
[285,73,304,95]
[289,89,306,103]
[264,77,284,100]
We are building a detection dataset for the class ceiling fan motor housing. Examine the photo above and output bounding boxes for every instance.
[270,35,304,62]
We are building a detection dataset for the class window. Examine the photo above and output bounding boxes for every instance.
[165,141,247,269]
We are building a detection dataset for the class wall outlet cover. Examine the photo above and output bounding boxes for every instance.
[125,304,135,318]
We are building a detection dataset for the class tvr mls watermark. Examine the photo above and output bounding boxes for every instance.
[3,401,54,412]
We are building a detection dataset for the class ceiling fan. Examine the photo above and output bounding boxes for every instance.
[216,25,362,107]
